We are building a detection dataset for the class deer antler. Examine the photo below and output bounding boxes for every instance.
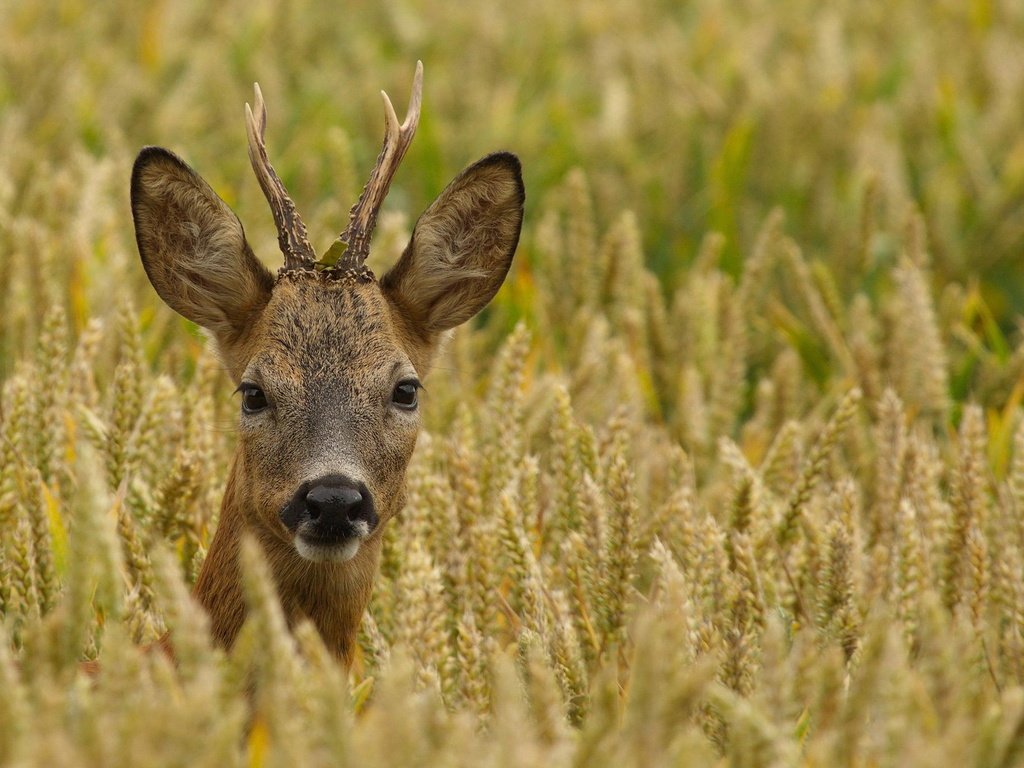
[336,61,423,271]
[246,84,317,272]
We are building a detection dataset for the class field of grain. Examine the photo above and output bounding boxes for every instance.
[2,1,1024,765]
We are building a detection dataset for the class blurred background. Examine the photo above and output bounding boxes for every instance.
[2,0,1023,372]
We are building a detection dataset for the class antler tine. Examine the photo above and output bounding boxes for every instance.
[246,83,316,272]
[337,61,424,269]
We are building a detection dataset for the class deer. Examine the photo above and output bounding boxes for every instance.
[129,62,524,667]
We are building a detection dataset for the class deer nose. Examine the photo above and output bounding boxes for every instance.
[279,475,379,540]
[305,484,363,523]
[296,476,379,538]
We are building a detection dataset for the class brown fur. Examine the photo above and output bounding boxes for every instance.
[132,145,524,664]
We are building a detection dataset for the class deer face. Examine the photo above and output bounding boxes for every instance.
[231,277,423,563]
[130,70,523,567]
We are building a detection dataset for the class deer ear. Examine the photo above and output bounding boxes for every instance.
[381,152,524,335]
[131,147,274,347]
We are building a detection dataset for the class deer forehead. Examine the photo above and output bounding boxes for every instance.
[241,275,419,390]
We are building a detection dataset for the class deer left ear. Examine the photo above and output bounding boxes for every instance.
[131,146,275,349]
[381,152,524,334]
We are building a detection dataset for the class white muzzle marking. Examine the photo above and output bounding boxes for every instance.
[294,519,371,563]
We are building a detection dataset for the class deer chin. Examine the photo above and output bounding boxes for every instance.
[293,520,370,563]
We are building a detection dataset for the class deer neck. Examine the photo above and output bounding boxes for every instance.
[192,454,381,666]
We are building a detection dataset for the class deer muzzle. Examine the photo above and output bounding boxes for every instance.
[280,475,379,563]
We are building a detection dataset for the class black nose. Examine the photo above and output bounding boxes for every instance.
[280,475,379,540]
[305,484,363,523]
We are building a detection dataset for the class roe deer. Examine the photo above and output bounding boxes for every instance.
[130,62,524,665]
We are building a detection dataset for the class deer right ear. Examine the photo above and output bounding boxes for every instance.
[381,153,524,337]
[131,147,274,346]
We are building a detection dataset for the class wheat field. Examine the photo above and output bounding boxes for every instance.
[2,0,1024,765]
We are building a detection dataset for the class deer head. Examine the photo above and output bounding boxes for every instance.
[130,63,524,661]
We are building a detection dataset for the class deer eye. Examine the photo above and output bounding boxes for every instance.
[238,384,269,414]
[392,380,420,410]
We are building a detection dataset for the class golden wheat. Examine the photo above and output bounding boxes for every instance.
[2,0,1024,764]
